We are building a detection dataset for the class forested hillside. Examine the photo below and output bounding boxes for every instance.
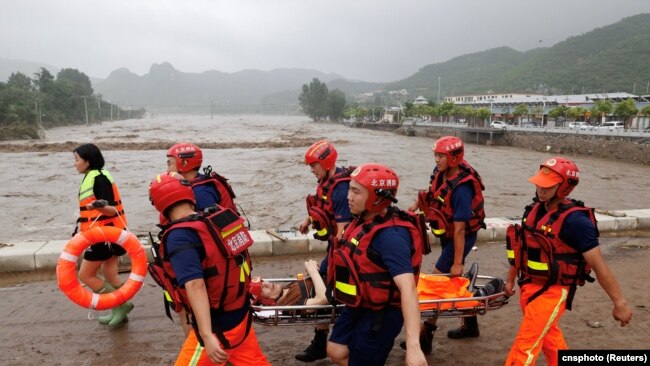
[386,13,650,97]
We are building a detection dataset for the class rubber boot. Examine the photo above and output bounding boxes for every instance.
[96,282,116,324]
[108,301,134,326]
[295,328,328,362]
[447,316,479,339]
[400,321,437,354]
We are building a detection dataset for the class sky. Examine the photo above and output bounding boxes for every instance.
[2,0,650,83]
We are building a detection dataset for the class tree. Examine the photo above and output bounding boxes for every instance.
[298,78,329,121]
[613,98,638,128]
[513,104,529,125]
[590,99,612,124]
[326,89,346,122]
[57,68,93,96]
[567,107,586,121]
[475,108,491,127]
[548,105,569,120]
[7,72,32,91]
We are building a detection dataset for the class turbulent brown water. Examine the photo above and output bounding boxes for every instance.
[1,114,649,243]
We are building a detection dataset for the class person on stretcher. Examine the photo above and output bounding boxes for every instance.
[250,260,503,310]
[249,259,329,308]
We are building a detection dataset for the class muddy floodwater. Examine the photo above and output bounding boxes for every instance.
[1,114,650,243]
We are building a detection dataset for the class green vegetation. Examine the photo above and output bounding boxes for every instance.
[298,78,346,121]
[385,14,650,97]
[0,67,144,140]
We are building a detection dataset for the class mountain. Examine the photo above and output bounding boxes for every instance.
[387,13,650,97]
[93,62,344,112]
[0,58,60,82]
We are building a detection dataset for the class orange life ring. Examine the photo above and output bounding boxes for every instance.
[56,226,147,310]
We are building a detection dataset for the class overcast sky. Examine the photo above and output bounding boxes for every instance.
[2,0,649,82]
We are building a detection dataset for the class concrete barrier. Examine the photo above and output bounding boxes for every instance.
[1,209,648,273]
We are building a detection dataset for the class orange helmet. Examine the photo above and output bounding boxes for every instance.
[304,140,337,171]
[167,143,203,173]
[433,136,464,167]
[530,157,580,199]
[149,172,195,217]
[350,163,399,214]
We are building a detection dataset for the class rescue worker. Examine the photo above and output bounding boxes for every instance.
[166,142,239,338]
[405,135,486,353]
[166,142,238,213]
[73,143,132,326]
[149,172,269,366]
[327,163,427,366]
[504,157,632,366]
[295,140,352,362]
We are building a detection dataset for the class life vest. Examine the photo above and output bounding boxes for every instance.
[192,169,239,214]
[506,198,597,309]
[158,206,253,314]
[305,166,354,240]
[77,169,127,232]
[418,161,485,238]
[329,206,427,310]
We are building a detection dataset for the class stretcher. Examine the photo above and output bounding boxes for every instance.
[251,271,509,327]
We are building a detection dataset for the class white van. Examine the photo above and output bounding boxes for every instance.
[593,121,624,131]
[568,122,589,130]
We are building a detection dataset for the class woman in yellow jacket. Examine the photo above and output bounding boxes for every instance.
[73,143,132,326]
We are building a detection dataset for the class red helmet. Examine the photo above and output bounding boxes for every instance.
[433,136,464,167]
[167,143,203,173]
[533,157,580,199]
[149,172,195,216]
[304,140,337,171]
[350,163,399,213]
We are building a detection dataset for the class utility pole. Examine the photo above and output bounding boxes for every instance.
[97,97,102,121]
[110,104,113,121]
[82,96,89,126]
[437,76,441,104]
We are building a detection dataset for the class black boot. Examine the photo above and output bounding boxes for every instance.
[447,316,480,339]
[295,328,328,362]
[400,322,437,354]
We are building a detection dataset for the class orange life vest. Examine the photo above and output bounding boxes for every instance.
[418,161,485,238]
[329,207,426,310]
[506,199,596,309]
[77,169,127,232]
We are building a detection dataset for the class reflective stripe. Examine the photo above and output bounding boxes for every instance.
[116,229,129,245]
[507,249,515,259]
[90,293,100,309]
[163,290,173,302]
[240,261,251,282]
[335,281,356,296]
[527,260,548,271]
[59,251,79,263]
[316,227,328,237]
[523,288,568,366]
[129,273,146,283]
[350,238,359,246]
[431,228,446,236]
[188,342,204,366]
[222,223,243,238]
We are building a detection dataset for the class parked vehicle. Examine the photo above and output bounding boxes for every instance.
[568,121,589,130]
[592,121,624,131]
[490,120,507,129]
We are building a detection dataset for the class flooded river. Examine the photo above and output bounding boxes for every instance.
[1,114,649,243]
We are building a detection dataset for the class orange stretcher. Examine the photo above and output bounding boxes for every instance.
[251,263,508,327]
